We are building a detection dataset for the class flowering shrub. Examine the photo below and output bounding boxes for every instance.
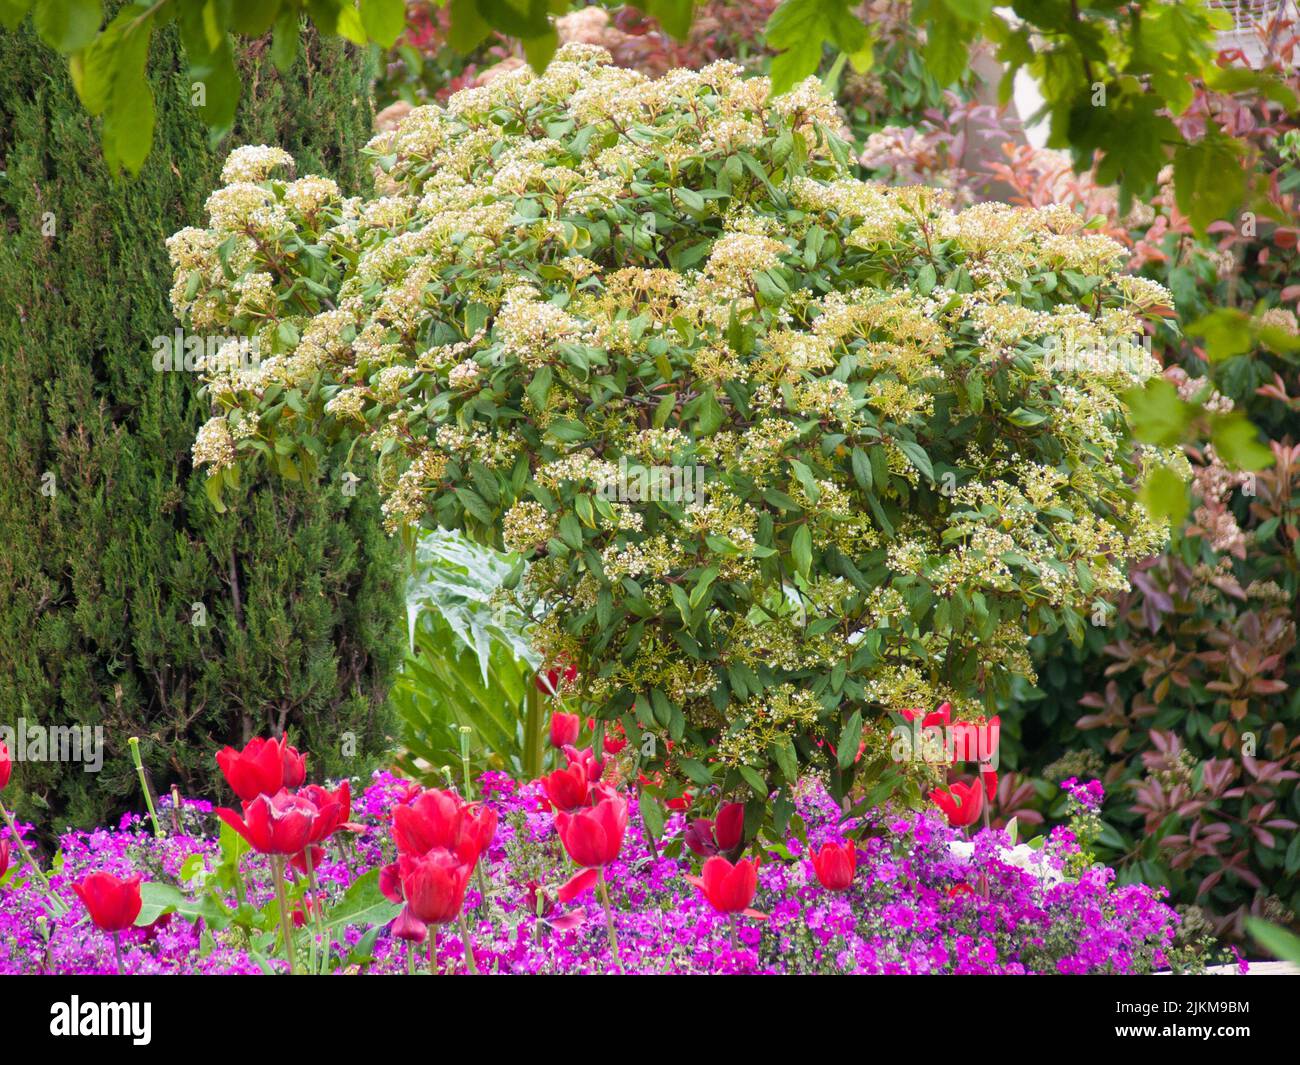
[0,766,1211,976]
[170,44,1178,821]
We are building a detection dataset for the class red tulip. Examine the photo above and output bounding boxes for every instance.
[686,856,767,917]
[216,789,321,855]
[684,801,744,857]
[73,871,143,933]
[0,740,10,790]
[951,715,1000,764]
[542,760,590,813]
[981,766,998,802]
[524,880,586,931]
[391,788,468,857]
[810,840,856,891]
[562,744,605,782]
[549,712,580,748]
[464,802,498,857]
[603,723,628,755]
[215,736,306,802]
[0,838,9,880]
[297,782,355,845]
[290,845,325,876]
[666,790,694,813]
[929,779,984,828]
[397,849,472,927]
[536,662,578,696]
[555,790,628,868]
[901,702,952,730]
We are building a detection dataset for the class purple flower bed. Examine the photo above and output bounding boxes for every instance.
[0,771,1218,975]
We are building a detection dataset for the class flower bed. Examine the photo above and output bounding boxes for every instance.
[0,764,1225,975]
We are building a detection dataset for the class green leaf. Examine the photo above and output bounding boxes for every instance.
[638,791,666,839]
[923,6,975,86]
[645,0,694,40]
[360,0,405,47]
[271,5,300,72]
[448,0,493,52]
[479,0,549,38]
[521,26,557,72]
[1123,379,1192,446]
[896,439,933,482]
[1246,918,1300,965]
[791,523,812,578]
[1174,132,1246,237]
[1137,464,1188,526]
[837,709,862,770]
[204,472,226,513]
[1210,412,1273,472]
[230,0,282,36]
[851,446,873,491]
[738,764,768,796]
[33,0,101,53]
[322,868,401,933]
[1187,308,1253,362]
[0,0,35,32]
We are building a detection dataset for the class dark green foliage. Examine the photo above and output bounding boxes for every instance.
[0,16,403,833]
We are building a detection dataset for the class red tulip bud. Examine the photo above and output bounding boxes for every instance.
[73,871,143,933]
[810,840,856,891]
[549,712,580,749]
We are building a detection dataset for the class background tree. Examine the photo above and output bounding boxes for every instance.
[0,11,403,832]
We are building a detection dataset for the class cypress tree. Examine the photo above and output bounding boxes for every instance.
[0,17,403,832]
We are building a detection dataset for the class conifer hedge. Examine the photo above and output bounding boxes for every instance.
[0,14,403,832]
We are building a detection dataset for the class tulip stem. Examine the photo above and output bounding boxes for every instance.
[305,850,329,975]
[0,800,65,915]
[428,927,438,975]
[270,856,296,976]
[458,910,478,974]
[729,915,738,953]
[523,683,544,779]
[598,870,623,974]
[406,939,416,976]
[127,737,165,839]
[112,932,124,975]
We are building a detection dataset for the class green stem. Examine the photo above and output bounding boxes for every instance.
[458,726,474,799]
[729,914,738,953]
[112,931,124,975]
[598,869,623,974]
[127,737,164,839]
[407,939,416,976]
[458,910,478,974]
[428,926,438,975]
[270,856,296,976]
[0,800,65,915]
[523,683,544,780]
[305,849,327,975]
